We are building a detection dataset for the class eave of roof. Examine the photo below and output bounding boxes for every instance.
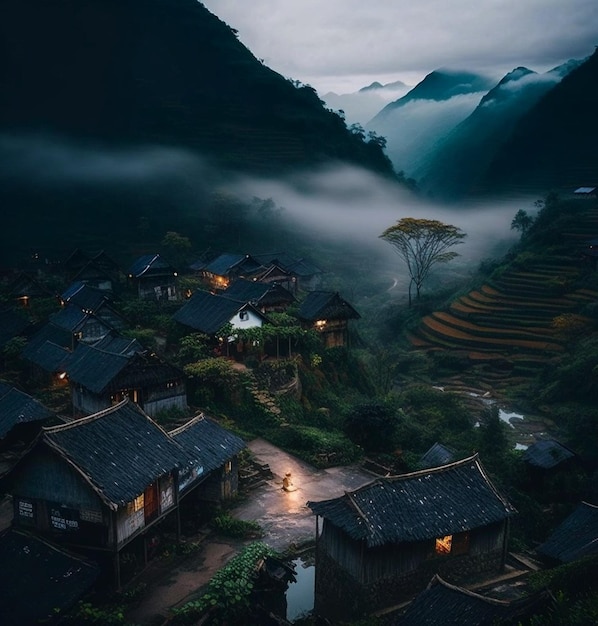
[308,454,515,547]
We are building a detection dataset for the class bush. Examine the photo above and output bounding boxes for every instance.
[343,402,400,452]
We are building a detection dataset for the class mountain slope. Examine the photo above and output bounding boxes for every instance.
[0,0,393,176]
[366,70,495,176]
[416,61,582,199]
[322,80,410,126]
[482,48,598,193]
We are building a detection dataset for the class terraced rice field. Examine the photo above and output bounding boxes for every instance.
[409,202,598,388]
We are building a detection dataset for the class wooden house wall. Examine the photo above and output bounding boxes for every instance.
[115,473,177,547]
[78,317,112,343]
[315,519,508,620]
[136,276,177,301]
[192,457,239,502]
[143,387,187,418]
[11,447,108,546]
[71,386,111,417]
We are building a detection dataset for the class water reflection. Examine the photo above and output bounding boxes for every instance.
[286,557,315,622]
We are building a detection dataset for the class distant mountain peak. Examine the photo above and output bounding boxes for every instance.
[359,81,384,92]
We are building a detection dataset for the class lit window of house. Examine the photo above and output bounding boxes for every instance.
[127,494,144,515]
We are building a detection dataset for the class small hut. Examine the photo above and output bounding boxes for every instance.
[307,454,516,620]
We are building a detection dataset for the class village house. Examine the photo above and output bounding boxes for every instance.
[64,341,187,418]
[393,574,551,626]
[307,454,516,620]
[0,382,55,479]
[190,253,264,291]
[252,253,322,294]
[418,442,456,469]
[5,271,54,309]
[6,399,246,588]
[170,412,246,504]
[222,278,296,313]
[128,254,178,301]
[173,288,270,357]
[297,290,360,348]
[60,282,128,333]
[536,501,598,566]
[6,400,193,587]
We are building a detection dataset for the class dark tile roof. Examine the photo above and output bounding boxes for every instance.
[92,333,144,356]
[0,309,31,349]
[202,253,248,275]
[24,341,71,373]
[0,528,100,626]
[537,502,598,563]
[65,343,182,394]
[394,575,551,626]
[170,413,245,474]
[128,254,173,277]
[49,304,89,332]
[419,442,456,469]
[223,278,295,306]
[298,291,360,322]
[61,281,109,312]
[42,400,193,508]
[21,323,74,371]
[523,439,576,469]
[173,289,256,335]
[0,387,54,439]
[308,455,515,547]
[65,343,130,393]
[253,253,321,277]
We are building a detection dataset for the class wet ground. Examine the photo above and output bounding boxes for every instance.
[127,438,374,625]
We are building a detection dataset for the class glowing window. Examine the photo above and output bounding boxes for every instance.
[435,535,452,555]
[126,494,144,515]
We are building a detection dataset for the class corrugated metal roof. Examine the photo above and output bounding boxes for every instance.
[43,400,193,507]
[173,290,249,334]
[523,439,576,469]
[298,291,360,322]
[537,502,598,563]
[0,528,100,626]
[170,413,245,473]
[308,455,515,547]
[0,387,54,439]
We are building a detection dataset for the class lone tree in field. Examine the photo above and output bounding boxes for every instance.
[380,217,466,306]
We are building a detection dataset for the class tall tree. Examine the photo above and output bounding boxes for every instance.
[380,217,466,305]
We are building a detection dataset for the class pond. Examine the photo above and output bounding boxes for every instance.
[285,557,315,622]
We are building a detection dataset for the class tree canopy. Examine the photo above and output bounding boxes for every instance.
[380,217,466,305]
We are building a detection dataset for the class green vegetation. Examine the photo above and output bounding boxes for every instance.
[172,542,278,625]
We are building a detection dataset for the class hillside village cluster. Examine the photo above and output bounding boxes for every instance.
[0,242,596,624]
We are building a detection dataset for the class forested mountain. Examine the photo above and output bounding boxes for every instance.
[366,70,495,178]
[0,0,392,176]
[0,0,400,265]
[416,60,583,199]
[482,47,598,193]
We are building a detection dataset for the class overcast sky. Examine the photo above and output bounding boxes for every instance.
[200,0,597,94]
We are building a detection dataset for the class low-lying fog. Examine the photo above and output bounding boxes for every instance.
[2,133,540,301]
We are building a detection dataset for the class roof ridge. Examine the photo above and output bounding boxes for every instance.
[344,453,481,497]
[168,412,206,435]
[43,398,131,433]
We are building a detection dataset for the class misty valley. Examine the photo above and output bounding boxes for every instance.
[1,1,598,625]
